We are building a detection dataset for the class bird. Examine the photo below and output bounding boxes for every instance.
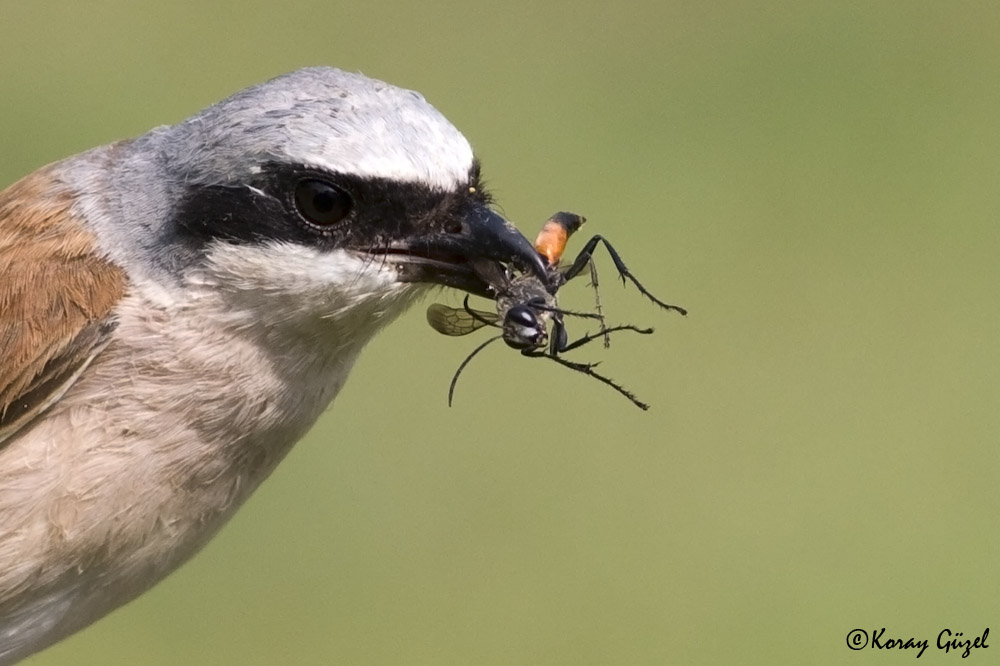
[0,66,548,664]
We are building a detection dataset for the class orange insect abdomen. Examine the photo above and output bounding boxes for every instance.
[534,220,568,267]
[534,212,585,267]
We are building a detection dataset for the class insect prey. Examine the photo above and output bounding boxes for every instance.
[427,212,685,410]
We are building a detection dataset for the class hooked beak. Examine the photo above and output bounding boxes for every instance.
[376,203,548,298]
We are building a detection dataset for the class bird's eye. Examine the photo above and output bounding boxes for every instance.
[293,179,353,227]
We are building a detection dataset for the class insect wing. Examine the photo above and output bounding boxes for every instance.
[426,303,498,336]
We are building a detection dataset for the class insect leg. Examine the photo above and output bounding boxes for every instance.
[461,294,500,328]
[561,235,687,315]
[587,258,611,348]
[549,313,568,356]
[558,324,654,354]
[525,351,650,411]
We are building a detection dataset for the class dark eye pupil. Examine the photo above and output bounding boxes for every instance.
[294,179,352,226]
[313,191,336,213]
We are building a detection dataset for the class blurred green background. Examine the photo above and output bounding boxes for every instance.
[3,1,999,664]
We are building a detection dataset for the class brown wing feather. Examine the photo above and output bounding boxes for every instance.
[0,167,127,443]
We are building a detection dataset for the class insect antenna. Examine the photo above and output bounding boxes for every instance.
[448,335,503,406]
[529,302,603,321]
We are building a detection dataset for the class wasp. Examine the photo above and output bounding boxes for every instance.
[427,212,685,409]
